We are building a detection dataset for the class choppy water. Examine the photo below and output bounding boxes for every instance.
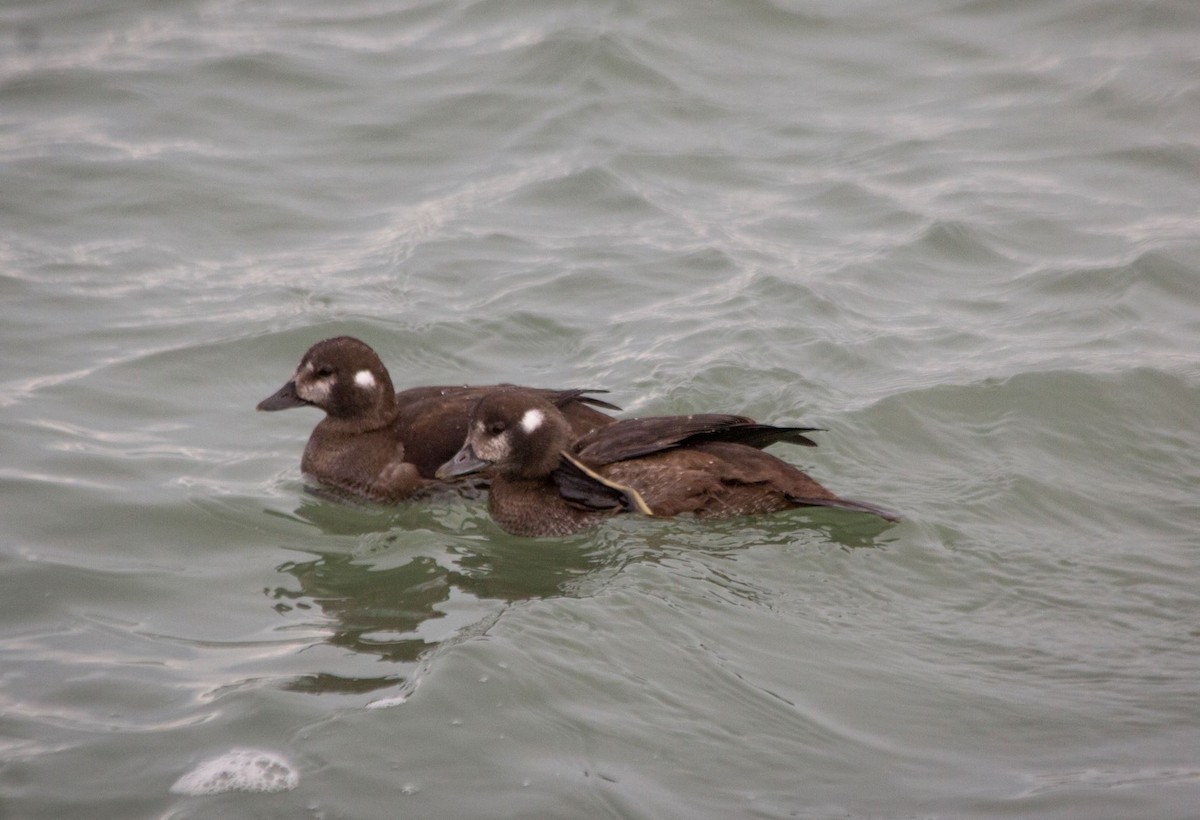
[3,0,1200,817]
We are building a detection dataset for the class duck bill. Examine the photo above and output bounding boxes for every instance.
[436,443,492,479]
[256,380,308,411]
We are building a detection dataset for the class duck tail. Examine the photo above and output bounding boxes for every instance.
[787,495,902,522]
[553,389,622,412]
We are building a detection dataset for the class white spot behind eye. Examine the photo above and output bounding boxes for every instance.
[354,369,376,389]
[520,408,545,433]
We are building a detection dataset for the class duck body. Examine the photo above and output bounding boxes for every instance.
[437,389,898,537]
[257,337,617,502]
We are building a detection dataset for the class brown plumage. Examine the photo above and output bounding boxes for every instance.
[257,337,618,502]
[436,388,899,537]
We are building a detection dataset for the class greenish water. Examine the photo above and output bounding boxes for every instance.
[3,0,1200,817]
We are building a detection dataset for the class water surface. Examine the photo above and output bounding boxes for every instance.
[2,0,1200,817]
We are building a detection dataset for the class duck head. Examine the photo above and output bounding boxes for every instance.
[257,336,396,425]
[437,390,573,481]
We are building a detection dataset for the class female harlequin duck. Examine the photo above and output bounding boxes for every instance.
[436,388,899,537]
[257,337,618,502]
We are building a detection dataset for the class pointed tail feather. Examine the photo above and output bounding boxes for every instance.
[787,495,902,522]
[714,424,823,449]
[552,389,622,412]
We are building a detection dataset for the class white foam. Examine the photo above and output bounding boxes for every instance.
[170,749,299,796]
[366,692,408,709]
[520,408,544,433]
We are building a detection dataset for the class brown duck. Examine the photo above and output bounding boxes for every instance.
[436,388,900,537]
[257,337,618,502]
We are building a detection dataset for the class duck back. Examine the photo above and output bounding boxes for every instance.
[600,442,897,520]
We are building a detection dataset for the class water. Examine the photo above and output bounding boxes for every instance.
[3,0,1199,817]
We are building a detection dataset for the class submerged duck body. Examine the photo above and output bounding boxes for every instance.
[437,389,899,537]
[257,337,618,502]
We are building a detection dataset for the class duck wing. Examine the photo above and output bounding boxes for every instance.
[396,384,620,412]
[573,414,822,466]
[549,453,653,514]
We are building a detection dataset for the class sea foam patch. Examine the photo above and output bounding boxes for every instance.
[170,748,299,796]
[366,692,408,709]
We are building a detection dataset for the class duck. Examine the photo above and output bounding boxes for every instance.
[436,388,899,537]
[257,336,619,502]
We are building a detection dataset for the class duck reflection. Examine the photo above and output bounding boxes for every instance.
[264,483,893,698]
[265,495,611,697]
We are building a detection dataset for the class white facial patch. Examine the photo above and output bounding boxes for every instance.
[354,369,376,389]
[520,408,545,433]
[300,382,330,403]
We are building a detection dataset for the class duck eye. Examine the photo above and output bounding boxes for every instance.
[488,420,507,435]
[315,366,334,378]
